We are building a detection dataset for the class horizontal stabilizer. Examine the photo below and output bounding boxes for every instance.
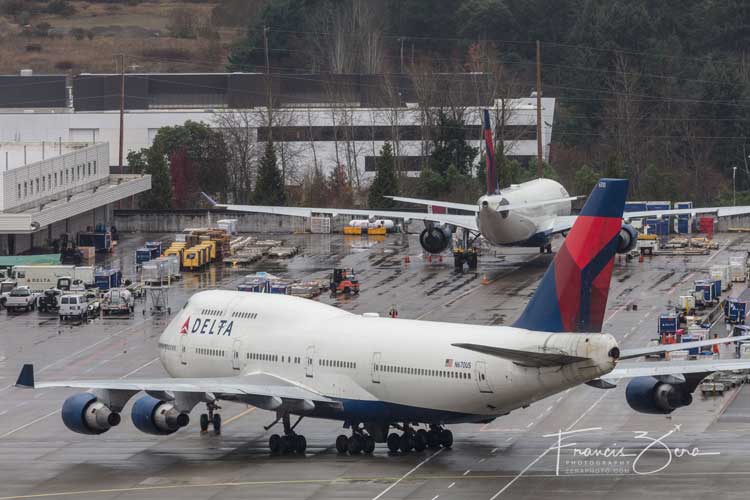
[451,343,589,368]
[15,363,34,388]
[618,335,750,360]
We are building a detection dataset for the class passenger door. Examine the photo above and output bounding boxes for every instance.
[231,339,241,371]
[305,345,315,378]
[178,334,187,366]
[475,361,493,393]
[371,352,382,383]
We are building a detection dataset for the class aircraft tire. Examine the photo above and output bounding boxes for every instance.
[439,429,453,448]
[269,434,281,453]
[413,432,427,452]
[294,434,307,454]
[199,413,209,432]
[363,435,375,454]
[347,434,363,454]
[212,413,221,435]
[386,433,400,453]
[399,434,414,453]
[335,434,348,454]
[426,430,441,449]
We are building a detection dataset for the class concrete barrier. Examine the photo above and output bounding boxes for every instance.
[114,209,352,234]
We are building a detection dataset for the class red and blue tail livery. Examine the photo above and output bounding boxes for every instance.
[513,178,628,333]
[483,109,499,196]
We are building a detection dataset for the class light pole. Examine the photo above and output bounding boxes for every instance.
[733,166,737,206]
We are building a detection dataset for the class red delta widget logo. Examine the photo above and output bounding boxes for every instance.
[179,316,234,336]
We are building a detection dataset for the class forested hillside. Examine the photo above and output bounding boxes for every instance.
[229,0,750,202]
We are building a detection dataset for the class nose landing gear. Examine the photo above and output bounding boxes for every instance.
[199,402,222,435]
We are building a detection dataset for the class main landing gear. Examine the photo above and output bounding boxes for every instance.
[385,424,452,454]
[200,402,222,435]
[268,413,307,454]
[335,424,376,455]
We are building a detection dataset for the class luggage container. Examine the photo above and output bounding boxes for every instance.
[160,255,181,279]
[694,280,717,303]
[269,280,292,294]
[709,278,722,298]
[238,277,270,293]
[142,259,170,285]
[181,247,204,271]
[135,247,153,266]
[729,256,747,282]
[217,219,238,235]
[625,201,648,212]
[678,295,696,315]
[77,231,112,252]
[145,241,162,258]
[658,312,679,335]
[725,297,748,325]
[710,265,731,291]
[94,268,122,291]
[699,217,714,235]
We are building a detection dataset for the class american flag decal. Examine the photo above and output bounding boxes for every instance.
[445,359,453,368]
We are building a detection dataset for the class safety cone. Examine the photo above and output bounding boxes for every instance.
[428,254,433,263]
[403,255,411,264]
[482,275,489,285]
[639,253,644,263]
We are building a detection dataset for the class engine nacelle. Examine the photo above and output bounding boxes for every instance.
[617,224,638,254]
[131,395,189,435]
[419,225,452,254]
[61,392,121,435]
[625,376,693,414]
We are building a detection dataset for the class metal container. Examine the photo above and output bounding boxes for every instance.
[725,297,748,325]
[658,312,679,335]
[710,265,731,291]
[94,268,122,291]
[142,259,170,284]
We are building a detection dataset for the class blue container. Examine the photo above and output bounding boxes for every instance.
[95,269,122,291]
[725,297,748,324]
[136,247,153,265]
[679,335,701,356]
[694,280,715,302]
[238,278,269,293]
[677,218,689,234]
[625,202,648,213]
[269,281,290,294]
[710,279,722,299]
[145,241,162,258]
[77,231,112,252]
[658,313,679,334]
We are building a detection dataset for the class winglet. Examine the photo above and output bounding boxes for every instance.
[15,364,34,388]
[200,192,219,206]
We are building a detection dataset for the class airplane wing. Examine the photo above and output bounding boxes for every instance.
[608,358,750,379]
[386,195,581,214]
[16,365,339,409]
[618,335,750,360]
[549,215,577,235]
[624,206,750,221]
[213,201,479,232]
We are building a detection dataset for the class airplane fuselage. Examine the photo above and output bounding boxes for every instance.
[476,178,572,246]
[159,290,616,424]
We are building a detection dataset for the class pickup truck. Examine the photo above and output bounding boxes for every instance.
[5,286,40,313]
[0,279,17,308]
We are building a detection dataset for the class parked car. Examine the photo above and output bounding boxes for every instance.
[5,286,40,313]
[37,288,63,313]
[59,294,89,321]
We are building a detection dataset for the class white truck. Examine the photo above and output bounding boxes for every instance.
[10,265,95,292]
[0,279,17,308]
[5,286,40,313]
[101,288,134,316]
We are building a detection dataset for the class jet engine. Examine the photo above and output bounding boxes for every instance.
[625,376,693,414]
[616,223,638,254]
[61,392,121,435]
[419,225,453,254]
[131,395,189,435]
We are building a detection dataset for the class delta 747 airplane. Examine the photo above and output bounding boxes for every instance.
[204,109,750,269]
[15,178,750,455]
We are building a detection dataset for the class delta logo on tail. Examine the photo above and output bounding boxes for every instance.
[513,179,628,333]
[483,109,499,196]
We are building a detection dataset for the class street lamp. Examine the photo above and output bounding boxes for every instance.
[733,166,738,206]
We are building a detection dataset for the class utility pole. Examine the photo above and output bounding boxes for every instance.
[400,38,404,74]
[117,54,125,176]
[733,166,738,206]
[535,40,543,179]
[263,25,273,142]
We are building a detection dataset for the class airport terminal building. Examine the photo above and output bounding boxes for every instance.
[0,72,555,181]
[0,141,150,255]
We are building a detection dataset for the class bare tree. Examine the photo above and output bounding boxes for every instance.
[212,109,260,203]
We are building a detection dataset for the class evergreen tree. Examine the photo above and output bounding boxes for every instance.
[368,142,399,209]
[253,142,287,205]
[128,149,173,210]
[573,164,600,196]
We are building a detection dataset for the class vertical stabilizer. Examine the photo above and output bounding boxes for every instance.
[512,179,628,333]
[483,109,499,195]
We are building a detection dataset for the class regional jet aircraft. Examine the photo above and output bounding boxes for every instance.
[16,178,750,455]
[204,110,750,268]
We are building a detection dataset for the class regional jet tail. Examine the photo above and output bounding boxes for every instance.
[17,178,750,456]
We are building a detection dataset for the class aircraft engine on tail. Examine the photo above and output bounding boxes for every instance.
[616,223,638,254]
[625,376,693,414]
[419,225,453,254]
[131,395,189,435]
[61,392,121,435]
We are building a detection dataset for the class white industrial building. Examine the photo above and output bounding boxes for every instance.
[0,142,151,255]
[0,72,556,183]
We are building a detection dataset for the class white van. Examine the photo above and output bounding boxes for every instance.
[59,294,89,321]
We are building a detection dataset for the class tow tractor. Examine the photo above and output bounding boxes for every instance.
[330,268,360,294]
[453,229,479,270]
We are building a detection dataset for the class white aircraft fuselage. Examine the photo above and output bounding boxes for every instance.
[160,291,617,424]
[477,178,572,246]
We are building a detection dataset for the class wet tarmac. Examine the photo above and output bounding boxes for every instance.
[2,231,750,499]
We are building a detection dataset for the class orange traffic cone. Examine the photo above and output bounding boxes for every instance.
[639,254,644,263]
[403,255,410,264]
[482,275,489,285]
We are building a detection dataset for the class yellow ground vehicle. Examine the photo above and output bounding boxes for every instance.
[163,242,185,259]
[182,246,204,271]
[199,240,217,261]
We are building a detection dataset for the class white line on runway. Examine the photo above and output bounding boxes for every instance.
[479,458,486,463]
[120,358,158,379]
[488,449,550,500]
[371,448,443,500]
[431,496,439,500]
[505,437,512,442]
[447,482,455,489]
[0,411,7,417]
[491,448,498,453]
[0,409,59,439]
[525,422,533,428]
[463,470,471,476]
